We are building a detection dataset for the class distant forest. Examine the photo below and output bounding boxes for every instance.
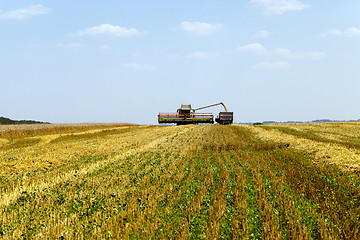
[0,117,49,125]
[246,119,360,125]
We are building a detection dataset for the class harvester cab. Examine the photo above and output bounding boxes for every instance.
[177,105,192,118]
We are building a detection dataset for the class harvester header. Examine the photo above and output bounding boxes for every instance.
[158,102,233,125]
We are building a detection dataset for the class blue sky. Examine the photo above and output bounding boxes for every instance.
[1,1,359,124]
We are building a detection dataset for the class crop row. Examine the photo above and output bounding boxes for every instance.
[1,124,360,239]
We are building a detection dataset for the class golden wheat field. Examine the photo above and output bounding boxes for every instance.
[1,122,360,239]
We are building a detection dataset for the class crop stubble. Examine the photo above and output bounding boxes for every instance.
[1,123,360,239]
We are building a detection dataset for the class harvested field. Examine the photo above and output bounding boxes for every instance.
[247,123,360,172]
[1,123,360,239]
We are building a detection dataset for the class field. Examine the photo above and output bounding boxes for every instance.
[1,122,360,239]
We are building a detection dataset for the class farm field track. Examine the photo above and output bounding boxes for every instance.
[1,123,360,239]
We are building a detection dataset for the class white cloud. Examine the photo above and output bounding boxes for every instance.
[252,61,291,70]
[328,29,342,36]
[274,48,327,59]
[179,21,222,36]
[236,43,267,55]
[100,44,111,50]
[237,43,327,60]
[345,28,360,37]
[0,4,52,20]
[78,24,140,37]
[320,27,360,38]
[251,0,310,15]
[57,43,85,49]
[252,30,270,38]
[187,51,219,60]
[123,63,155,71]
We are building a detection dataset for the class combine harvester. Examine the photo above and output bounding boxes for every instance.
[158,102,233,125]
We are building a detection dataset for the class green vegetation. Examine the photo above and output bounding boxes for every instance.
[1,123,360,239]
